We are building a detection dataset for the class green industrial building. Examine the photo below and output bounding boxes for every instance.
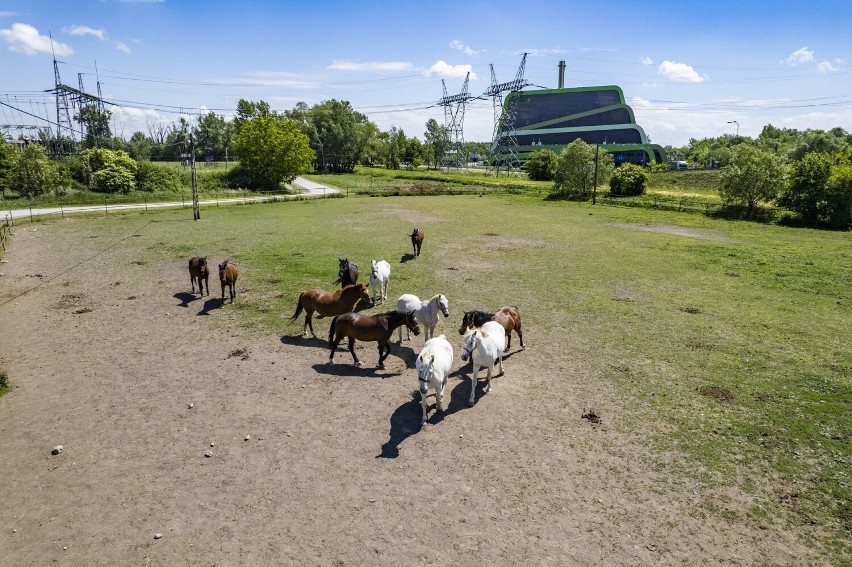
[492,85,666,166]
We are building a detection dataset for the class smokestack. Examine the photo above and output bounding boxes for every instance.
[557,60,566,89]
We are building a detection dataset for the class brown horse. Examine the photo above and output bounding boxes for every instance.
[458,306,525,350]
[290,283,371,338]
[218,260,239,303]
[335,258,359,287]
[188,256,209,296]
[328,310,420,368]
[410,228,424,258]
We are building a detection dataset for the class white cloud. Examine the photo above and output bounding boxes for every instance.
[449,39,477,56]
[0,23,73,56]
[327,60,413,72]
[816,60,841,73]
[425,60,476,79]
[0,11,18,17]
[657,60,705,83]
[226,71,316,89]
[641,56,654,65]
[783,47,814,66]
[523,48,567,57]
[115,41,131,54]
[64,25,107,41]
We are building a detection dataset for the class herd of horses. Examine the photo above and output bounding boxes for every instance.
[187,227,526,421]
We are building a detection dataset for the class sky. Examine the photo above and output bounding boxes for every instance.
[1,0,851,148]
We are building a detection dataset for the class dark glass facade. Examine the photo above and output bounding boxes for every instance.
[493,86,665,166]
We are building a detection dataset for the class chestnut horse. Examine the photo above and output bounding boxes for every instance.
[328,310,420,368]
[218,260,239,303]
[335,258,359,287]
[188,256,209,296]
[458,306,525,350]
[410,228,424,258]
[290,283,371,338]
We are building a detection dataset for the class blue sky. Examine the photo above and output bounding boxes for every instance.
[1,0,850,147]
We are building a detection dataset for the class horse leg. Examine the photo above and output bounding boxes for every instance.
[420,389,429,425]
[230,283,236,303]
[190,275,196,294]
[328,334,341,363]
[348,337,361,366]
[517,321,525,349]
[497,354,504,376]
[468,366,479,406]
[506,331,512,351]
[377,342,390,368]
[305,311,315,338]
[436,377,446,413]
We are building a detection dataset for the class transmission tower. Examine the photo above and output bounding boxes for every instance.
[484,53,531,173]
[52,52,73,142]
[437,72,471,167]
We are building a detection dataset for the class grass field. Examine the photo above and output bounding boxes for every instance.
[5,180,850,560]
[104,191,851,561]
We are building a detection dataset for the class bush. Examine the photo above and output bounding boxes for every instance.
[825,164,852,229]
[92,162,136,194]
[135,161,186,192]
[523,149,558,181]
[79,149,138,193]
[609,163,649,196]
[11,144,55,198]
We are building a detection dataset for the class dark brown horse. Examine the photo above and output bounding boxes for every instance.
[410,228,424,258]
[458,306,525,350]
[328,310,420,368]
[218,260,239,303]
[290,283,371,338]
[188,256,209,296]
[335,258,359,287]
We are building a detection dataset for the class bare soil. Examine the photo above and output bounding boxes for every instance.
[0,219,815,566]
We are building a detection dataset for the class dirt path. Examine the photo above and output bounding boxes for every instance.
[0,219,812,566]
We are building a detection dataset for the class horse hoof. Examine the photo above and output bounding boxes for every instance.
[467,400,475,407]
[355,361,362,367]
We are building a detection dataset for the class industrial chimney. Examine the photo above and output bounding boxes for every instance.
[557,60,566,89]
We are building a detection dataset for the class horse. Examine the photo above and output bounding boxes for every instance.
[369,259,391,305]
[396,293,450,342]
[416,335,454,425]
[188,256,209,296]
[457,306,525,350]
[218,260,239,303]
[410,228,424,258]
[328,310,420,368]
[335,258,359,287]
[461,321,506,406]
[290,283,371,338]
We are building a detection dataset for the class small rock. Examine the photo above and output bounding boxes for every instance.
[459,434,464,438]
[209,442,215,447]
[204,450,213,458]
[244,435,251,441]
[12,529,17,533]
[154,533,163,539]
[63,546,68,551]
[188,403,194,409]
[51,445,63,455]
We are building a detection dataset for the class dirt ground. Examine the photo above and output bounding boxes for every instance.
[0,218,815,566]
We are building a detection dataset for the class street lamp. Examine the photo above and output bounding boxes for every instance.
[727,120,740,136]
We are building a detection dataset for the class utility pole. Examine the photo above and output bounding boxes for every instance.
[190,133,200,220]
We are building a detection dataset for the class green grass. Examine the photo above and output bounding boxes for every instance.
[98,192,850,562]
[0,370,9,398]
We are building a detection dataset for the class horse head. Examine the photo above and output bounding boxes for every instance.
[404,311,421,337]
[437,294,450,318]
[357,283,371,304]
[218,260,229,272]
[458,311,474,335]
[460,329,477,361]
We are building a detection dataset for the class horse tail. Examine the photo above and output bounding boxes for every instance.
[290,294,304,320]
[328,316,340,344]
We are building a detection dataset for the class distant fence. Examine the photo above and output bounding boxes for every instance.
[0,212,10,255]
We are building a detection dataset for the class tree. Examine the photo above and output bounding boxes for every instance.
[424,119,449,169]
[127,131,152,161]
[719,145,785,213]
[609,163,649,196]
[551,139,613,199]
[11,143,55,198]
[233,115,315,189]
[0,142,17,197]
[194,111,228,162]
[825,164,852,229]
[402,137,423,169]
[308,100,372,173]
[777,152,834,226]
[75,106,113,149]
[523,149,558,181]
[78,148,138,194]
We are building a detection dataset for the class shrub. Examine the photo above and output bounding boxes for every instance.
[79,149,138,193]
[11,144,55,198]
[523,149,558,181]
[825,164,852,229]
[92,162,137,194]
[719,145,785,213]
[135,161,186,192]
[609,163,649,196]
[777,152,834,227]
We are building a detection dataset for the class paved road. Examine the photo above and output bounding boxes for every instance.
[2,176,338,221]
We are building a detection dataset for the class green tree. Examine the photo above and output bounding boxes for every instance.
[719,145,785,213]
[609,163,649,196]
[777,152,833,225]
[307,100,372,173]
[233,115,315,189]
[825,164,852,229]
[11,144,55,198]
[523,149,558,181]
[402,137,423,169]
[194,111,228,161]
[78,148,138,194]
[0,142,17,197]
[424,119,449,169]
[126,131,152,161]
[75,106,113,149]
[551,139,613,199]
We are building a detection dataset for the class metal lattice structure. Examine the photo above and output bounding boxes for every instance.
[437,72,471,167]
[485,53,531,172]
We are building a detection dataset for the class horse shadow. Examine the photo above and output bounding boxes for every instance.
[197,297,225,316]
[377,392,423,458]
[173,292,199,308]
[311,362,403,379]
[399,253,416,264]
[280,335,327,349]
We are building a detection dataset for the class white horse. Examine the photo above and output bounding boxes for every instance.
[369,259,391,304]
[396,293,450,342]
[416,335,454,425]
[461,321,505,406]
